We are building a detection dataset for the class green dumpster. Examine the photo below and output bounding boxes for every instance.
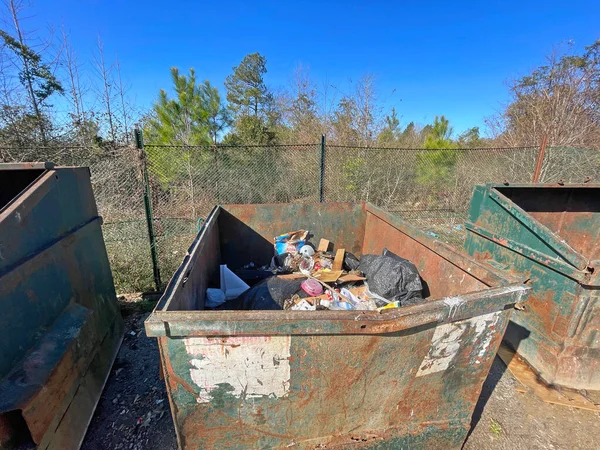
[0,163,123,449]
[464,183,600,390]
[145,202,529,449]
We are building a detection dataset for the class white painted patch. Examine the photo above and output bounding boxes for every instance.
[443,297,464,319]
[472,312,500,358]
[416,311,502,377]
[416,321,466,377]
[184,336,291,403]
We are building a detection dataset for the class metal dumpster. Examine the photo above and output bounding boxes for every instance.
[464,183,600,390]
[0,162,123,449]
[145,202,529,450]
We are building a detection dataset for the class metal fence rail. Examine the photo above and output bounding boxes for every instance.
[2,137,599,292]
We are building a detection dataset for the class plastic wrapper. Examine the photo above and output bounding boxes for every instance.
[274,230,308,255]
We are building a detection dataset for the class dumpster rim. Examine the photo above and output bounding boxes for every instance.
[145,283,529,337]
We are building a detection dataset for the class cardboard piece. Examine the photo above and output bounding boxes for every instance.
[338,274,366,283]
[278,273,307,280]
[332,249,345,271]
[315,270,343,283]
[317,239,330,252]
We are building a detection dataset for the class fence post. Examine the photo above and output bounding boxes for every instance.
[319,134,326,202]
[532,135,548,183]
[135,128,162,292]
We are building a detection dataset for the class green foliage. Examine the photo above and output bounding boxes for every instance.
[489,418,503,438]
[331,97,361,144]
[342,156,367,194]
[144,68,229,186]
[146,68,211,146]
[423,115,454,148]
[222,115,277,145]
[377,108,401,145]
[417,115,459,185]
[224,53,279,144]
[402,122,416,138]
[0,105,47,147]
[225,52,271,118]
[457,126,484,148]
[201,81,231,144]
[0,29,63,108]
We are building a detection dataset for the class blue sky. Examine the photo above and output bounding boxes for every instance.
[23,0,600,135]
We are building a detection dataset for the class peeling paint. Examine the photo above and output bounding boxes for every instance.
[416,321,465,377]
[473,312,501,358]
[184,336,291,403]
[417,311,502,377]
[444,297,464,320]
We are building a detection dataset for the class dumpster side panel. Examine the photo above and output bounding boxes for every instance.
[554,288,600,387]
[0,166,123,447]
[0,220,123,441]
[175,212,221,311]
[220,203,366,268]
[467,186,569,265]
[159,307,513,449]
[0,220,119,380]
[464,184,600,389]
[0,168,98,273]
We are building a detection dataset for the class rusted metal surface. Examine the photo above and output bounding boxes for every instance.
[464,183,600,390]
[0,163,123,449]
[146,202,529,449]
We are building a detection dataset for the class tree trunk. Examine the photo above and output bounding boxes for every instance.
[9,0,46,143]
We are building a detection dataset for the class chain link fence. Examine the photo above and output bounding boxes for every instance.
[2,141,599,293]
[1,144,153,293]
[323,145,542,244]
[143,141,599,288]
[144,143,321,283]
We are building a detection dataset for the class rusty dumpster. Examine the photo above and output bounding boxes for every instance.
[464,183,600,390]
[0,162,123,449]
[145,202,529,449]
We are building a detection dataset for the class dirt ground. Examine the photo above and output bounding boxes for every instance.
[82,304,600,450]
[81,308,177,450]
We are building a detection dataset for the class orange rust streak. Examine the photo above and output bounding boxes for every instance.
[161,341,198,398]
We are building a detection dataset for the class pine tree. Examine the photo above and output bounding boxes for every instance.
[224,52,271,117]
[146,68,210,146]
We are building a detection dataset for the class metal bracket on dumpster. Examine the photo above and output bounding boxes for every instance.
[488,188,588,271]
[464,222,590,283]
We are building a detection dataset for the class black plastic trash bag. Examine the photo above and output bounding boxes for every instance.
[343,252,360,271]
[223,276,307,310]
[359,249,423,305]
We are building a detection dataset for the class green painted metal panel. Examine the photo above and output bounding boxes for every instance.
[0,163,124,449]
[147,202,529,449]
[464,183,600,390]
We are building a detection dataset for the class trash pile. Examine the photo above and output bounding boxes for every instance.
[206,229,425,311]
